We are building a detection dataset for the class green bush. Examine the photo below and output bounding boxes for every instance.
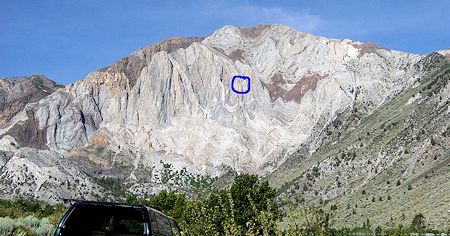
[411,213,425,230]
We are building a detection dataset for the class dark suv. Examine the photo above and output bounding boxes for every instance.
[54,200,181,236]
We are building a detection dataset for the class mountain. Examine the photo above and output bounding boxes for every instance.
[0,25,448,228]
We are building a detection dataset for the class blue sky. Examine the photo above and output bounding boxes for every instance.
[1,0,449,84]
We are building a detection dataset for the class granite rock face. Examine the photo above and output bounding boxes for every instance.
[0,24,436,201]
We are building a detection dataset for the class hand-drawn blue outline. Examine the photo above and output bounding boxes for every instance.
[231,75,251,94]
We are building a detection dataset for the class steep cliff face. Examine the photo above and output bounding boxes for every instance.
[0,24,436,202]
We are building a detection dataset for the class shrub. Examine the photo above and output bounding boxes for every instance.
[0,216,54,236]
[285,206,331,236]
[411,213,425,229]
[430,137,436,145]
[375,225,382,236]
[0,199,65,224]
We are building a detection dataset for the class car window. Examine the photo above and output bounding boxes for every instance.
[63,204,146,236]
[168,218,181,236]
[149,209,173,236]
[149,210,159,235]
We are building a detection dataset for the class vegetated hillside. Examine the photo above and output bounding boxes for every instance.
[269,54,450,229]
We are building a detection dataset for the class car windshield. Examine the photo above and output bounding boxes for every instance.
[63,204,146,236]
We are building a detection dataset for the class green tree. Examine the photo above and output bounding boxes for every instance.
[411,213,426,230]
[229,174,279,232]
[330,204,338,211]
[363,218,371,229]
[430,137,436,145]
[375,225,382,236]
[145,190,188,220]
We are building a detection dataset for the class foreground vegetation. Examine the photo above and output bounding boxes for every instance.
[126,174,447,236]
[0,174,447,235]
[0,199,65,235]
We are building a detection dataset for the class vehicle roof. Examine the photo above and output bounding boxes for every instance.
[145,206,177,221]
[63,199,177,221]
[64,199,147,209]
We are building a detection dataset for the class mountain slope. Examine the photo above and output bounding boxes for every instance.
[270,54,450,229]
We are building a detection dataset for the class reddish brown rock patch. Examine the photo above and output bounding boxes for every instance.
[352,42,389,58]
[68,148,109,168]
[262,73,327,103]
[140,36,205,57]
[262,73,287,102]
[90,133,109,148]
[239,25,271,38]
[99,55,145,88]
[228,49,246,62]
[2,110,48,149]
[284,74,325,103]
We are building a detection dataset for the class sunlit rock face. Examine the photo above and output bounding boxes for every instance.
[0,24,428,201]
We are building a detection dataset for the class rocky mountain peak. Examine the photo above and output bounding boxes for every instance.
[0,24,447,203]
[0,75,62,127]
[210,24,295,39]
[438,48,450,58]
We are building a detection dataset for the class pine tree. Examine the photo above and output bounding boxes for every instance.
[411,213,425,229]
[375,226,382,236]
